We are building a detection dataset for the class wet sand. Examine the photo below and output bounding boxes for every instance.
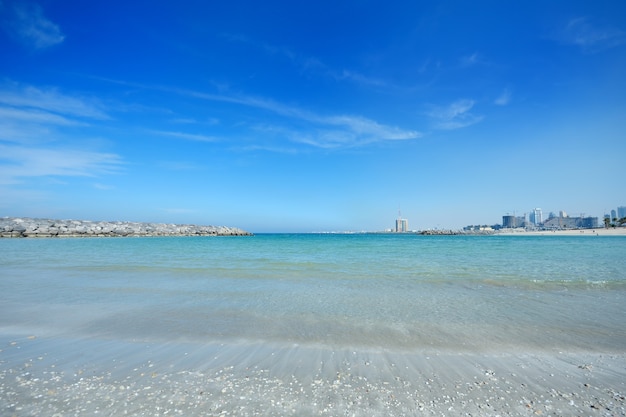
[2,334,625,416]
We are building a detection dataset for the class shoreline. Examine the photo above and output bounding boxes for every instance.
[2,333,625,416]
[496,228,626,236]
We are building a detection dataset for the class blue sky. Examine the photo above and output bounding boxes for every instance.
[1,0,625,232]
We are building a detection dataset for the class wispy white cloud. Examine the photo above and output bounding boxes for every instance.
[235,144,300,154]
[0,83,109,120]
[0,144,122,185]
[2,1,65,49]
[175,87,421,148]
[252,125,364,150]
[331,69,388,88]
[0,106,81,126]
[0,81,122,184]
[427,99,484,130]
[148,130,218,143]
[170,117,220,126]
[289,131,354,149]
[94,79,422,149]
[460,52,480,67]
[324,115,420,141]
[562,17,626,52]
[0,121,53,145]
[0,82,111,148]
[494,88,512,106]
[432,99,475,120]
[222,33,388,89]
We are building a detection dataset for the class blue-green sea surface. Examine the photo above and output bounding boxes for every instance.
[1,234,625,352]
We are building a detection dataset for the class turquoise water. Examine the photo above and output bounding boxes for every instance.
[1,234,625,352]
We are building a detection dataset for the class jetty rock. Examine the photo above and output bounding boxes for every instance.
[0,217,252,238]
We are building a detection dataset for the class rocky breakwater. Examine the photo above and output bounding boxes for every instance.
[0,217,252,238]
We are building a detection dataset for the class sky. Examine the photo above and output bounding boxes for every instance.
[1,0,625,232]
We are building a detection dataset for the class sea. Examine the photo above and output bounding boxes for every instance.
[2,233,625,352]
[1,234,626,416]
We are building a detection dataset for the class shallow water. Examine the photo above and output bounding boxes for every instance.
[2,234,626,416]
[1,234,625,352]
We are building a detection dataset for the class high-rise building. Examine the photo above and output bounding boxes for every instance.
[616,206,626,219]
[395,210,408,232]
[502,215,525,228]
[502,215,515,228]
[530,208,543,225]
[395,218,408,232]
[611,209,617,220]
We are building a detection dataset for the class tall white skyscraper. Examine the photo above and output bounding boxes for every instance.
[530,208,543,225]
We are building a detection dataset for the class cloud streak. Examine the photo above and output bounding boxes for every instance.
[0,106,82,126]
[2,1,65,49]
[494,89,512,106]
[460,52,480,67]
[149,130,218,143]
[427,99,484,130]
[0,82,111,150]
[222,33,388,89]
[0,144,122,185]
[175,87,422,148]
[95,78,421,149]
[562,17,626,52]
[0,83,109,120]
[0,81,122,185]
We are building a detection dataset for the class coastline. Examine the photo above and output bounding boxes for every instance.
[496,228,626,236]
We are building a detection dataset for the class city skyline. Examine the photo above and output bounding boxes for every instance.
[491,204,626,229]
[398,204,625,232]
[1,1,624,233]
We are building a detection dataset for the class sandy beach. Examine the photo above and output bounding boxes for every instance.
[2,334,625,416]
[497,228,626,236]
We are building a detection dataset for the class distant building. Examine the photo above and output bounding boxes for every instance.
[395,218,408,233]
[581,217,599,228]
[529,208,543,225]
[611,209,617,220]
[618,206,626,219]
[502,209,597,229]
[502,215,525,228]
[502,215,514,228]
[543,215,598,229]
